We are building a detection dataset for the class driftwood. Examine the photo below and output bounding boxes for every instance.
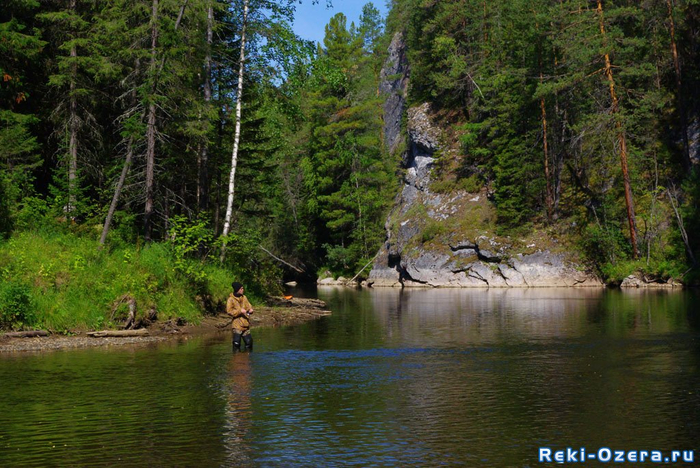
[265,297,327,309]
[3,330,50,338]
[87,329,150,338]
[125,299,137,329]
[345,253,379,285]
[259,245,305,273]
[110,295,137,329]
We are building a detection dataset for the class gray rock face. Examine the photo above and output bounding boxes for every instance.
[371,246,599,288]
[400,103,438,194]
[379,32,409,156]
[620,274,679,288]
[407,103,440,153]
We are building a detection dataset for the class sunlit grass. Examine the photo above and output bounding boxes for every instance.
[0,231,233,331]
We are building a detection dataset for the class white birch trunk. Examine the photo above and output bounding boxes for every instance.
[220,0,249,261]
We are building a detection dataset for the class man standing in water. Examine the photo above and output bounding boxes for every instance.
[227,282,254,351]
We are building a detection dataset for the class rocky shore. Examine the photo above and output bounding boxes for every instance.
[0,297,331,353]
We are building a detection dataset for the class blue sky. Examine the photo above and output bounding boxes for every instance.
[291,0,389,45]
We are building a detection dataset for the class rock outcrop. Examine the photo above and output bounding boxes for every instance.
[368,36,602,289]
[380,32,409,156]
[620,274,680,288]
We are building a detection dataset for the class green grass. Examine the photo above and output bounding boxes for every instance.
[0,231,234,332]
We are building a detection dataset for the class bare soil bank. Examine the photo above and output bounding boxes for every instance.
[0,297,331,354]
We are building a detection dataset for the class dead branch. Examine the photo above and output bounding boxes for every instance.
[87,329,150,338]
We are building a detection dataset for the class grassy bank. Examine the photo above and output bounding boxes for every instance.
[0,231,235,332]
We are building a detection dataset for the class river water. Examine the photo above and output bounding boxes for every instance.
[0,288,698,467]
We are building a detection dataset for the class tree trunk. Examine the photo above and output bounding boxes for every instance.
[597,0,639,259]
[540,87,553,222]
[666,0,691,171]
[533,13,553,221]
[198,0,213,212]
[3,330,50,338]
[144,0,159,241]
[87,329,150,337]
[100,138,134,245]
[551,11,565,219]
[220,0,249,261]
[100,57,141,247]
[68,0,78,218]
[144,0,187,240]
[667,186,696,266]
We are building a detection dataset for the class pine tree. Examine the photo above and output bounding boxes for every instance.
[302,10,395,273]
[0,0,44,173]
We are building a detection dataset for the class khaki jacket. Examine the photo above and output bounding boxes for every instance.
[226,293,253,332]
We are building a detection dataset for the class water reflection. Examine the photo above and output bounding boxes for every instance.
[358,288,697,345]
[223,352,253,465]
[0,288,698,467]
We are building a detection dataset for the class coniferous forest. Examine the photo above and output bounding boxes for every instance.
[2,0,700,329]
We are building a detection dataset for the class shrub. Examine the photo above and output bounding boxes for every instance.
[14,196,50,232]
[422,220,447,243]
[580,223,631,273]
[0,282,36,330]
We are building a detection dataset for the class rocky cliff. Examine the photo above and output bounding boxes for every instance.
[368,33,602,288]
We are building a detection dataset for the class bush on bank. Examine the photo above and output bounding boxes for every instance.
[0,230,239,332]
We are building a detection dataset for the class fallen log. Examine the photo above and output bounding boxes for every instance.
[3,330,50,338]
[87,329,150,338]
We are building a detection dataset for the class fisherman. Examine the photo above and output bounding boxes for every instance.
[227,281,254,351]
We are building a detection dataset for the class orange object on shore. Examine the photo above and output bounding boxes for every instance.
[283,295,293,300]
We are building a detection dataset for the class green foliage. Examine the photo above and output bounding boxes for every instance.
[14,195,50,232]
[224,229,282,298]
[298,7,397,277]
[421,220,447,244]
[580,223,632,272]
[599,258,686,284]
[0,282,35,330]
[0,230,237,330]
[322,243,352,273]
[168,215,214,291]
[386,0,699,277]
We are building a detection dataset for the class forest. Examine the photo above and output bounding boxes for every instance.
[1,0,700,329]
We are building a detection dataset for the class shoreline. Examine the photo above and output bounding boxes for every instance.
[0,297,331,354]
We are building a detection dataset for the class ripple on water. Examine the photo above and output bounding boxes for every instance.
[1,289,699,467]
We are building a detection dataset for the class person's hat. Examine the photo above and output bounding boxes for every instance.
[232,282,244,293]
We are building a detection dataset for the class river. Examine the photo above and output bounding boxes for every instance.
[1,287,698,467]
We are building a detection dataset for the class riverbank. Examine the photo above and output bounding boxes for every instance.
[0,297,331,353]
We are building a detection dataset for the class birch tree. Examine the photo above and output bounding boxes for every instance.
[220,0,248,260]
